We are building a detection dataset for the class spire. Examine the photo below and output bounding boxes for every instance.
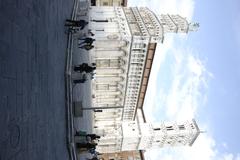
[189,22,200,32]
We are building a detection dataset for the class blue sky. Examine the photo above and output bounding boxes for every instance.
[128,0,240,160]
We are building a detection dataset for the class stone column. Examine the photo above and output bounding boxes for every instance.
[96,68,124,74]
[95,50,125,58]
[95,76,124,83]
[95,40,127,49]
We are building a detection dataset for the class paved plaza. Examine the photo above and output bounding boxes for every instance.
[0,0,78,159]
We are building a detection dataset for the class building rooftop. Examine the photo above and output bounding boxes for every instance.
[133,43,157,120]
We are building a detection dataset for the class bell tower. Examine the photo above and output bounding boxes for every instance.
[97,118,200,153]
[120,119,200,151]
[133,7,199,43]
[150,119,200,148]
[157,14,199,34]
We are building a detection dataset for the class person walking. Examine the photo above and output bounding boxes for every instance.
[74,63,95,73]
[76,142,97,150]
[78,37,96,46]
[74,63,89,73]
[73,63,89,73]
[86,134,101,140]
[65,19,88,30]
[85,66,96,73]
[79,44,94,51]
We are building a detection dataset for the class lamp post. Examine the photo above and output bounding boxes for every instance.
[82,106,124,110]
[73,101,124,117]
[82,106,124,112]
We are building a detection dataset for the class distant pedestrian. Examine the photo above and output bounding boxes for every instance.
[78,37,96,46]
[79,44,94,51]
[86,134,101,140]
[74,63,95,73]
[90,72,96,80]
[76,142,97,150]
[74,63,88,73]
[65,19,88,30]
[74,64,96,75]
[85,67,96,73]
[88,30,95,36]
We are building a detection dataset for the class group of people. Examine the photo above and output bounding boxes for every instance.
[74,63,96,73]
[65,19,88,30]
[65,19,95,51]
[75,133,103,160]
[78,37,95,50]
[73,63,96,84]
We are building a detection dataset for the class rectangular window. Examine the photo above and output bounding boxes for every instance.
[133,43,146,48]
[178,125,185,130]
[154,128,161,131]
[166,126,174,131]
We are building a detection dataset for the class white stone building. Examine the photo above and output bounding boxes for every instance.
[88,6,199,135]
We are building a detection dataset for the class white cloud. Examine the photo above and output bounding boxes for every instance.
[223,154,234,160]
[144,40,213,122]
[164,48,212,121]
[144,133,240,160]
[143,35,174,122]
[236,154,240,160]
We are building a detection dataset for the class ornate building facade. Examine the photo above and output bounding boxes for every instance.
[87,6,199,153]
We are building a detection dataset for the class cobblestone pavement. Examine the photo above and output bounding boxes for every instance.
[0,0,74,159]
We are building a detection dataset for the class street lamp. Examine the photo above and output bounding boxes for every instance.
[82,106,124,110]
[73,101,124,117]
